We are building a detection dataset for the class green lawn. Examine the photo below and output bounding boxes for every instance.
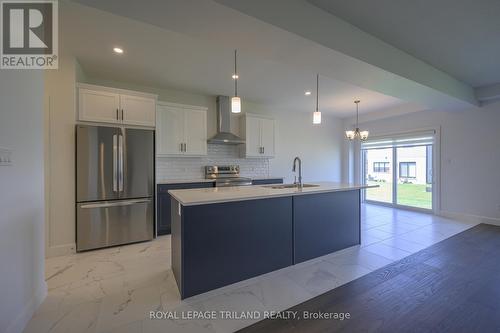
[366,181,432,209]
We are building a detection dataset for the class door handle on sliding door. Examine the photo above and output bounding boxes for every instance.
[113,134,118,192]
[118,135,124,192]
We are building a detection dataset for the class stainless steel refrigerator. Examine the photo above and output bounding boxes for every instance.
[76,125,154,251]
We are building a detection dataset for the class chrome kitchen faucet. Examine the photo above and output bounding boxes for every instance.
[292,156,302,188]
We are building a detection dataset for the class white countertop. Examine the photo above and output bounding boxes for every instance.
[169,182,377,206]
[157,177,284,185]
[157,179,215,184]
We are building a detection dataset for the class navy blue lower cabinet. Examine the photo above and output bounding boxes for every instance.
[157,182,214,235]
[251,178,284,185]
[293,190,361,264]
[171,197,293,299]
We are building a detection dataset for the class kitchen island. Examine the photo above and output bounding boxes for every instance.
[169,182,375,299]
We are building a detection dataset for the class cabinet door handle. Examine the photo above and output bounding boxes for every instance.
[116,109,119,120]
[180,143,183,152]
[121,109,124,121]
[184,143,187,152]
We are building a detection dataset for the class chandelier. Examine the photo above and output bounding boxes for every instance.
[345,100,369,141]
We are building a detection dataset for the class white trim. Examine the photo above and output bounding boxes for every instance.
[361,127,439,140]
[366,200,433,214]
[242,112,275,120]
[75,120,156,130]
[76,82,158,100]
[5,282,47,333]
[157,100,208,111]
[46,243,76,258]
[438,210,500,226]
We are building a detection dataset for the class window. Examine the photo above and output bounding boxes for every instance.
[399,162,416,178]
[373,162,389,173]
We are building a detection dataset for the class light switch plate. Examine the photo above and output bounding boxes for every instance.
[0,147,13,166]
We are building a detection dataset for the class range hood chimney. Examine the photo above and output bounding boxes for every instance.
[207,96,245,145]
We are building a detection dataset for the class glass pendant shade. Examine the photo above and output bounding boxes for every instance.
[231,50,241,113]
[231,96,241,113]
[313,111,321,124]
[359,130,369,141]
[345,130,356,140]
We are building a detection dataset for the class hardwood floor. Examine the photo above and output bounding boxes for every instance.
[239,224,500,333]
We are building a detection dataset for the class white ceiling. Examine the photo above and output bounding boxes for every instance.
[308,0,500,88]
[62,1,414,118]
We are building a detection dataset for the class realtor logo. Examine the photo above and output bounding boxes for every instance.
[1,0,58,69]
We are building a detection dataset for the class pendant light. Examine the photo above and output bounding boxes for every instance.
[313,74,321,124]
[345,100,369,141]
[231,49,241,113]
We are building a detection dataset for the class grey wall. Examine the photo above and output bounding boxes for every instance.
[0,71,46,333]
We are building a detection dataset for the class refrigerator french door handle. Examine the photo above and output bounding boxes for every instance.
[118,134,124,192]
[112,134,118,192]
[80,199,151,209]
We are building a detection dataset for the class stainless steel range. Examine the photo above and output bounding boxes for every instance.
[205,165,252,187]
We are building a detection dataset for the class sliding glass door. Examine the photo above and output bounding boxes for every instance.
[396,146,432,209]
[364,148,393,204]
[362,131,435,211]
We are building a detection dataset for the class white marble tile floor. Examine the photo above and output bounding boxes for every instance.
[24,204,478,333]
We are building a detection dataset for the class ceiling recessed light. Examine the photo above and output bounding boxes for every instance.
[305,91,312,96]
[113,47,124,54]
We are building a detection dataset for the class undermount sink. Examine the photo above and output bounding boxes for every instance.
[266,183,320,189]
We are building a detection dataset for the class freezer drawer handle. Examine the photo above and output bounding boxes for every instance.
[80,199,151,209]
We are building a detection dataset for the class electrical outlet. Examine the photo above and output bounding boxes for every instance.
[0,147,12,166]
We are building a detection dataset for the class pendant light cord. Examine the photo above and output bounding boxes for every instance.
[234,49,238,97]
[316,74,319,112]
[356,102,359,127]
[355,100,360,128]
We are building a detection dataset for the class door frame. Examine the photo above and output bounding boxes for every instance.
[360,127,441,214]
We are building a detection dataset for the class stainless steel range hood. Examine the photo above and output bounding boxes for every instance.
[207,96,245,145]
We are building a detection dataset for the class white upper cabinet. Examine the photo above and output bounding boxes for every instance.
[184,107,208,156]
[243,116,262,157]
[156,102,207,157]
[77,83,157,127]
[240,114,275,158]
[78,88,120,124]
[120,94,156,127]
[260,118,275,157]
[156,105,185,155]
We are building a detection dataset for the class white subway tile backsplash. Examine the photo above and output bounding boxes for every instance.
[156,144,269,181]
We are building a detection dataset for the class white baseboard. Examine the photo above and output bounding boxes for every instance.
[46,243,76,258]
[5,281,47,333]
[438,210,500,226]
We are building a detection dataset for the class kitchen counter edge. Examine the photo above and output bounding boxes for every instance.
[169,182,377,206]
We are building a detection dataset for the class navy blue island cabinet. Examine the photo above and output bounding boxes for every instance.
[171,196,293,299]
[293,190,360,263]
[157,179,282,235]
[157,182,214,235]
[171,189,361,299]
